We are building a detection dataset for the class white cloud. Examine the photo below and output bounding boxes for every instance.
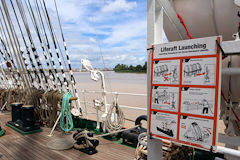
[8,0,148,68]
[89,37,96,43]
[102,0,137,13]
[138,56,146,62]
[71,44,92,50]
[103,20,146,45]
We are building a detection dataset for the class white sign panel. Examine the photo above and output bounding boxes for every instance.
[148,36,222,152]
[181,88,215,117]
[151,112,178,139]
[179,116,214,148]
[152,86,179,112]
[153,36,218,59]
[182,58,216,85]
[153,60,180,84]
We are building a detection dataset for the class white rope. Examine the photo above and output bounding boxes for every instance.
[103,101,125,133]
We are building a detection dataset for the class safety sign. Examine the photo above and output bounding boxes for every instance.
[152,86,179,112]
[151,112,178,139]
[181,88,215,117]
[148,36,222,151]
[182,58,216,85]
[153,60,180,84]
[179,116,214,147]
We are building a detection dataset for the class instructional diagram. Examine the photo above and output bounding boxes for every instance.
[153,60,180,84]
[182,58,216,85]
[152,86,179,112]
[179,116,213,148]
[151,112,178,139]
[149,36,221,151]
[181,88,215,117]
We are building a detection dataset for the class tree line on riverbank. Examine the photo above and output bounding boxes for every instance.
[114,62,147,73]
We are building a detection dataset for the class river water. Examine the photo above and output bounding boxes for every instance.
[73,71,148,127]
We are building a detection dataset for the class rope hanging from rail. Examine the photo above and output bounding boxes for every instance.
[103,100,125,133]
[60,91,74,132]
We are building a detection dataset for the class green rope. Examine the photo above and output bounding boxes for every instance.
[60,91,73,132]
[0,128,5,137]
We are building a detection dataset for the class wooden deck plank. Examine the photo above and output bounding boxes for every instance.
[0,143,16,160]
[0,112,135,160]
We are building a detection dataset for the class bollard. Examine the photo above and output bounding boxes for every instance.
[21,105,35,129]
[11,102,23,123]
[7,104,41,134]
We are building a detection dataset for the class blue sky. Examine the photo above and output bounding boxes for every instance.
[44,0,147,69]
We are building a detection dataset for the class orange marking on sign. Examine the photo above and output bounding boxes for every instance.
[196,72,205,76]
[164,77,168,81]
[181,124,186,129]
[164,73,172,76]
[206,128,211,135]
[164,101,170,105]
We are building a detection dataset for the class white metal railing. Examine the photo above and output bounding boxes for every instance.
[79,90,147,120]
[80,90,147,97]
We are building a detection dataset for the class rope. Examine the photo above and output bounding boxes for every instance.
[53,0,82,112]
[135,132,147,160]
[35,0,62,89]
[34,0,58,89]
[1,0,31,90]
[73,130,98,148]
[22,0,55,90]
[60,92,74,132]
[95,125,139,138]
[103,101,125,133]
[16,0,47,89]
[41,0,69,91]
[9,0,36,86]
[0,48,16,87]
[73,125,139,150]
[0,2,23,88]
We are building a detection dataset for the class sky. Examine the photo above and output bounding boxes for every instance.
[44,0,148,69]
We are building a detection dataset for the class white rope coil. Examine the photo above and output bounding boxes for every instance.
[104,102,125,133]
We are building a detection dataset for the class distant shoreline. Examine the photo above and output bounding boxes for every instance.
[114,70,146,73]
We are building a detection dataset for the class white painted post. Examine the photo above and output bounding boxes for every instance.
[147,0,164,159]
[83,90,88,119]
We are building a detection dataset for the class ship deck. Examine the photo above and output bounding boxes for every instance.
[0,112,135,160]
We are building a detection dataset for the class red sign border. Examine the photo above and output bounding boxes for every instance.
[148,37,221,151]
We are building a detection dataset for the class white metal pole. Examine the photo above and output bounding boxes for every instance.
[82,90,88,119]
[48,111,62,136]
[217,146,240,158]
[147,0,164,159]
[99,71,108,114]
[222,68,240,75]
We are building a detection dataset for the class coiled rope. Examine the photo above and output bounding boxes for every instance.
[60,92,74,132]
[73,130,99,149]
[104,101,125,133]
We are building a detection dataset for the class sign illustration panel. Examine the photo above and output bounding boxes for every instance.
[148,36,222,151]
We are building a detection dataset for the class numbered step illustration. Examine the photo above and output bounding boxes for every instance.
[153,60,180,84]
[182,58,216,85]
[179,116,213,148]
[151,112,178,139]
[181,87,215,117]
[152,86,179,112]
